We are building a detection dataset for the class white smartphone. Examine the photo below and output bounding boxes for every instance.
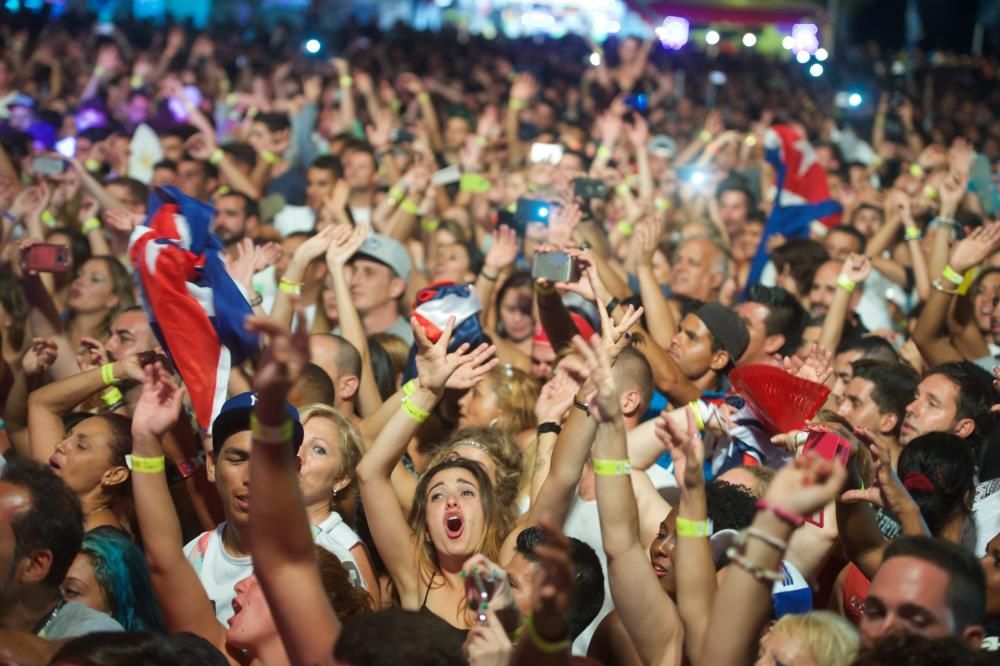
[430,164,462,186]
[529,142,564,165]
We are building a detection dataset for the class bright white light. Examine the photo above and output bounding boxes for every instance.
[434,0,451,6]
[848,93,863,107]
[742,33,757,47]
[815,48,829,61]
[607,20,621,34]
[304,39,321,54]
[796,50,811,64]
[657,16,689,50]
[792,23,819,53]
[521,11,556,31]
[705,30,720,45]
[589,52,602,66]
[809,63,824,77]
[691,170,706,185]
[782,35,795,50]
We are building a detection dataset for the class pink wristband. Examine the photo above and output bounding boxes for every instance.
[755,500,805,528]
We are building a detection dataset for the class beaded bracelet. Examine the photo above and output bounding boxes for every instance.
[726,548,784,584]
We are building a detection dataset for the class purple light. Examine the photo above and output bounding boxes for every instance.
[656,16,689,50]
[792,23,819,54]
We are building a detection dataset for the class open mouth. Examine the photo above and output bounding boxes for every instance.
[652,561,671,577]
[48,455,63,472]
[229,598,243,625]
[444,512,465,539]
[235,495,250,512]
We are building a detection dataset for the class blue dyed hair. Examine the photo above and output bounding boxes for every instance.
[81,526,165,633]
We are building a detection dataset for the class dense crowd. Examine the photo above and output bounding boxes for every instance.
[0,9,999,665]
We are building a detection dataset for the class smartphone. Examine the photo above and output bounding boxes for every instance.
[465,571,501,625]
[624,93,648,113]
[515,198,552,226]
[31,156,66,177]
[430,164,462,186]
[574,177,607,199]
[529,142,564,165]
[21,244,70,273]
[532,251,580,284]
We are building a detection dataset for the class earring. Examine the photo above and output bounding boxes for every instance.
[332,487,339,499]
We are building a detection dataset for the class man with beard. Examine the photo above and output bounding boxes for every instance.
[212,191,259,254]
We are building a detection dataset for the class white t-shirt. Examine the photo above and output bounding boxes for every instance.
[185,522,364,624]
[563,496,611,657]
[314,511,362,552]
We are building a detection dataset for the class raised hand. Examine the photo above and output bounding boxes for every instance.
[253,241,283,273]
[463,609,512,666]
[762,452,847,519]
[326,223,368,269]
[782,343,833,385]
[77,196,100,226]
[655,407,705,493]
[184,132,217,161]
[482,225,518,275]
[949,221,1000,273]
[597,298,643,362]
[22,337,58,376]
[572,334,619,423]
[75,337,110,372]
[634,217,659,267]
[841,253,872,284]
[104,209,143,234]
[290,226,336,266]
[841,434,918,518]
[224,239,258,294]
[245,307,310,403]
[535,371,579,424]
[625,112,650,148]
[414,316,485,395]
[548,202,580,248]
[510,73,537,102]
[131,362,186,439]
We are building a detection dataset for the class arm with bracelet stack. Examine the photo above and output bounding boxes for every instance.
[27,356,142,464]
[585,333,684,666]
[129,362,227,648]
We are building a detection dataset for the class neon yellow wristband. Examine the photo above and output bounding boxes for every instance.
[592,458,631,476]
[41,210,57,228]
[459,173,491,193]
[84,158,101,172]
[417,92,431,103]
[909,163,924,178]
[400,198,420,215]
[698,129,713,143]
[675,516,713,538]
[101,363,116,386]
[474,135,488,147]
[260,150,278,165]
[525,614,571,654]
[837,274,856,293]
[615,183,630,197]
[278,279,302,296]
[101,387,123,406]
[509,98,527,111]
[250,414,293,444]
[596,145,612,159]
[387,185,405,205]
[421,218,440,232]
[401,397,430,423]
[209,148,224,165]
[688,401,706,431]
[942,265,965,286]
[129,455,165,474]
[339,75,354,88]
[82,217,102,233]
[654,197,671,211]
[402,379,418,397]
[130,74,144,89]
[616,220,633,237]
[904,227,922,241]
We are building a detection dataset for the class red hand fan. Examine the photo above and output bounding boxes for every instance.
[728,364,831,435]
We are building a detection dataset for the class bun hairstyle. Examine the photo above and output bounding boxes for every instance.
[897,433,975,535]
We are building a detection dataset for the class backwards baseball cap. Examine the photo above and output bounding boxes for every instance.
[210,392,304,455]
[648,134,677,159]
[694,302,749,362]
[352,232,412,282]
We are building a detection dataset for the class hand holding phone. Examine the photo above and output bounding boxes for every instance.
[532,251,581,284]
[21,243,70,273]
[31,156,66,177]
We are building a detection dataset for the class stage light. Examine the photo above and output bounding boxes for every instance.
[792,23,819,53]
[809,63,824,77]
[782,36,795,50]
[815,48,829,61]
[657,16,689,50]
[796,50,811,64]
[848,93,862,107]
[705,30,720,45]
[304,39,321,54]
[742,33,756,47]
[589,51,602,66]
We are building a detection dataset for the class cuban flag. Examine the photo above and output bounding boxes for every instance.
[403,282,484,382]
[743,124,842,293]
[129,186,258,432]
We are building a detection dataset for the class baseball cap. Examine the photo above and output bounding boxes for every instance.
[694,302,749,362]
[210,392,304,455]
[648,135,677,159]
[352,232,412,282]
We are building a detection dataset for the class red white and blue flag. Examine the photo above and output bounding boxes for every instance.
[403,282,484,381]
[743,124,842,292]
[129,186,258,432]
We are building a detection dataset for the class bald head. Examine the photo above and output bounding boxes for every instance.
[309,334,362,410]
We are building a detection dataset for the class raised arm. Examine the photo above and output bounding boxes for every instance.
[356,318,495,605]
[584,334,683,666]
[270,226,335,330]
[634,218,677,349]
[245,309,341,664]
[818,254,871,353]
[130,363,226,650]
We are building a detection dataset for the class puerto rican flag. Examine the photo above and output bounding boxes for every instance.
[129,186,258,432]
[743,125,842,293]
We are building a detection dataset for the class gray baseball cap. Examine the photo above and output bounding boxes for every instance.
[351,232,412,282]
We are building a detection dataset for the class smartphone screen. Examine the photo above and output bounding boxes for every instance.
[529,142,564,165]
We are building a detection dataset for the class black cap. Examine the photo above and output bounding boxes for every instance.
[695,302,749,362]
